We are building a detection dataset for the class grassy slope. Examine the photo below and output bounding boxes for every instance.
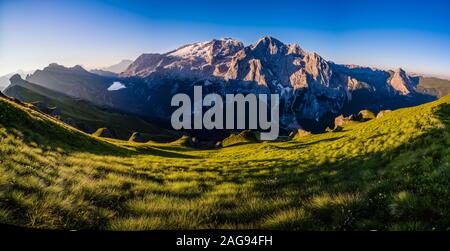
[5,81,177,141]
[0,95,449,230]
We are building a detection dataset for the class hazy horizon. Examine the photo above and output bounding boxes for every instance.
[1,0,449,79]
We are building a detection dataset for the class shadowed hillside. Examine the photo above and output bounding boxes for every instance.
[4,75,178,141]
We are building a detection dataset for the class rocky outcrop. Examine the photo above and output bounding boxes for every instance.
[333,109,375,128]
[334,114,356,128]
[222,130,257,147]
[290,129,312,139]
[376,110,392,118]
[356,110,376,121]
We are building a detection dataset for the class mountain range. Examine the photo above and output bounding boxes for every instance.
[3,36,450,138]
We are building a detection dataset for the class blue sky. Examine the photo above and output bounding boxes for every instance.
[1,0,449,78]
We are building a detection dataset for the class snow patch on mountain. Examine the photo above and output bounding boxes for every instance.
[168,42,210,58]
[107,81,126,91]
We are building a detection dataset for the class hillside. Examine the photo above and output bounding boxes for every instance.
[416,76,450,98]
[4,76,178,141]
[0,95,449,230]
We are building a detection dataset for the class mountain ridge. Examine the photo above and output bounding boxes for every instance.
[5,36,447,135]
[117,36,438,131]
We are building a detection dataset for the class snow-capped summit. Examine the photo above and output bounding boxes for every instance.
[121,38,244,78]
[168,41,210,58]
[167,38,243,60]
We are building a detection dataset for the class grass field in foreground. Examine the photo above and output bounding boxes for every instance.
[0,94,449,230]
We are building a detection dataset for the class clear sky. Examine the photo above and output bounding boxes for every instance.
[1,0,449,78]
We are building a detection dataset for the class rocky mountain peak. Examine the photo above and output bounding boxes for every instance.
[254,36,284,47]
[70,65,90,74]
[46,63,66,70]
[389,67,415,95]
[252,35,286,55]
[9,74,23,83]
[224,36,334,89]
[168,38,243,60]
[43,63,89,75]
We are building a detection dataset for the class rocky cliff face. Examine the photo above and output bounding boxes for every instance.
[388,68,416,95]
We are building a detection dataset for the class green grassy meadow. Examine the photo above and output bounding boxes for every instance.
[0,94,449,230]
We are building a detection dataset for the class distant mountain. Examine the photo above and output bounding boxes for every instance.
[26,63,116,107]
[4,74,178,141]
[90,59,133,77]
[20,63,159,121]
[98,59,133,74]
[90,69,118,78]
[0,70,34,91]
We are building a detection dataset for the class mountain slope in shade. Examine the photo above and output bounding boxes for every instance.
[0,70,34,91]
[26,63,112,102]
[4,74,178,141]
